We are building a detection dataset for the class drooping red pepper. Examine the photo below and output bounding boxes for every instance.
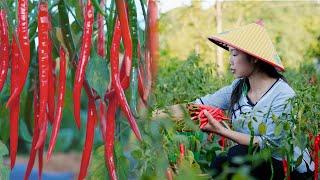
[0,10,9,92]
[6,0,30,108]
[143,0,158,102]
[36,1,50,149]
[73,0,94,129]
[115,0,132,84]
[47,16,55,124]
[105,96,118,180]
[78,95,97,180]
[110,17,142,141]
[38,118,47,179]
[314,134,319,180]
[47,47,67,160]
[24,88,40,180]
[9,34,21,169]
[147,0,158,81]
[282,159,290,180]
[179,144,185,163]
[97,0,105,57]
[104,0,133,98]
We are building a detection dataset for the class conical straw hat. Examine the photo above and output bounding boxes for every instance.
[208,21,284,71]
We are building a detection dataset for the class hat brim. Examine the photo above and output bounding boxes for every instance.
[208,36,285,72]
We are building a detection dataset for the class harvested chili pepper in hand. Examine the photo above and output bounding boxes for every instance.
[187,104,228,128]
[73,0,94,129]
[187,104,229,149]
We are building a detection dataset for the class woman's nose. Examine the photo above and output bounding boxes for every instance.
[229,56,234,65]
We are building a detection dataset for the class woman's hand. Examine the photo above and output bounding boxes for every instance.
[201,110,225,134]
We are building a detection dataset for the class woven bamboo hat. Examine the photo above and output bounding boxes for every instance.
[208,20,285,71]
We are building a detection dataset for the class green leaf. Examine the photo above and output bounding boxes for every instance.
[114,142,129,180]
[131,149,142,160]
[88,145,108,179]
[258,122,267,135]
[19,119,32,143]
[0,141,9,180]
[0,141,8,156]
[295,155,303,167]
[86,51,110,98]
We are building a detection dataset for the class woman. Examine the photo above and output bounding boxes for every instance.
[190,21,314,179]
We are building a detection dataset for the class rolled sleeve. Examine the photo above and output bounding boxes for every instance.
[193,79,240,110]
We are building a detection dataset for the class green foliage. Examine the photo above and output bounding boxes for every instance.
[86,51,110,98]
[154,51,233,108]
[0,141,9,180]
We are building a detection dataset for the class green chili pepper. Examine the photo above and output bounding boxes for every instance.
[128,0,139,117]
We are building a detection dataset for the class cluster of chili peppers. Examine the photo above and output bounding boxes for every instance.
[23,2,69,179]
[1,0,158,179]
[187,103,229,149]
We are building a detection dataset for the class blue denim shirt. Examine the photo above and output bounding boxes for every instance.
[194,78,314,173]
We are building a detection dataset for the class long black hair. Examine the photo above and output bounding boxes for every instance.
[229,58,287,112]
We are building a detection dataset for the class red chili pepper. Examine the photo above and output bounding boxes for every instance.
[115,0,132,72]
[314,134,319,180]
[105,96,118,180]
[47,16,55,124]
[110,17,142,141]
[282,159,290,180]
[104,0,134,98]
[218,136,226,150]
[38,119,47,179]
[147,0,158,81]
[9,34,21,169]
[97,0,105,57]
[179,144,185,162]
[143,0,158,102]
[24,88,40,180]
[36,2,50,149]
[0,10,9,92]
[73,0,94,129]
[6,0,30,108]
[47,47,67,160]
[78,95,97,180]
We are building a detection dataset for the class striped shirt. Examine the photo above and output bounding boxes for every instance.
[194,78,314,173]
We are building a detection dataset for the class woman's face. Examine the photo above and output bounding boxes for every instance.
[229,47,256,78]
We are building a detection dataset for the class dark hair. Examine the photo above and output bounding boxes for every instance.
[229,58,287,112]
